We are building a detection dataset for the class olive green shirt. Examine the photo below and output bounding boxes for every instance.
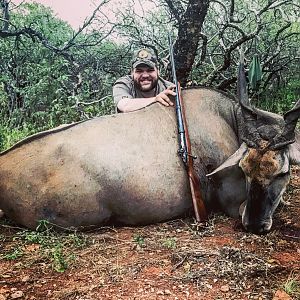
[113,75,173,108]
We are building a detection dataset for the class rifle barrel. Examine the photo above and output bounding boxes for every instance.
[168,35,187,163]
[168,34,208,222]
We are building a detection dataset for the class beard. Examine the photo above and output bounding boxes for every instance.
[134,77,158,92]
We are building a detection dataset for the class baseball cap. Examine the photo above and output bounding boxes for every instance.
[132,48,158,69]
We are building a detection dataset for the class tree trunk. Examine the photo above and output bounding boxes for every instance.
[1,0,9,30]
[174,0,210,86]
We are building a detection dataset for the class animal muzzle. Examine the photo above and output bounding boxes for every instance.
[242,213,273,234]
[243,222,272,234]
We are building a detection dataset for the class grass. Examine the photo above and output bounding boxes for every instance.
[0,220,87,272]
[132,234,145,247]
[283,276,300,298]
[3,247,23,260]
[51,243,75,273]
[162,237,177,249]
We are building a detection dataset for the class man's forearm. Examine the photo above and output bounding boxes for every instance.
[117,97,156,113]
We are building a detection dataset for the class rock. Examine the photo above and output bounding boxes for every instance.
[220,285,230,292]
[10,291,24,299]
[164,289,172,295]
[273,290,292,300]
[21,276,30,283]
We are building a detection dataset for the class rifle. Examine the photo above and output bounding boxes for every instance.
[168,35,207,222]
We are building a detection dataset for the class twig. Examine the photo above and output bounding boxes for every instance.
[72,95,111,108]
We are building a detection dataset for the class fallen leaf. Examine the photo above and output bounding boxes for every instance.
[220,285,230,292]
[273,290,292,300]
[25,244,40,252]
[10,291,24,299]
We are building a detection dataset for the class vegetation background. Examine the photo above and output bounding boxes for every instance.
[0,0,299,151]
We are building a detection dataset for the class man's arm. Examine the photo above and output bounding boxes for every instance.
[117,87,176,113]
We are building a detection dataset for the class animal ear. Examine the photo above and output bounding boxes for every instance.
[270,100,300,149]
[288,139,300,165]
[207,143,248,177]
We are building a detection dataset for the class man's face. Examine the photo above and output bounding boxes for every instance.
[132,65,159,92]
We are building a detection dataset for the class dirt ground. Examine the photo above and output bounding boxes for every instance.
[0,168,299,300]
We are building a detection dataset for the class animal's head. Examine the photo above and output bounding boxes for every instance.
[208,52,300,234]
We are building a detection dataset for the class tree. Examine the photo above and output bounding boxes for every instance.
[0,0,123,149]
[114,0,299,94]
[0,0,299,150]
[164,0,210,85]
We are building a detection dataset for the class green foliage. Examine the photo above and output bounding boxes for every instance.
[191,0,300,96]
[1,220,87,272]
[0,123,32,151]
[0,0,299,152]
[132,234,145,247]
[51,243,74,273]
[283,276,300,298]
[257,78,300,113]
[162,237,177,249]
[0,2,121,151]
[3,247,23,260]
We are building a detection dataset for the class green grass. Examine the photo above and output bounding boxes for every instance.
[3,247,23,260]
[162,237,177,249]
[283,277,300,298]
[1,220,87,272]
[132,234,145,247]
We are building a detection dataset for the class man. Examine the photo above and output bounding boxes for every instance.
[113,48,176,113]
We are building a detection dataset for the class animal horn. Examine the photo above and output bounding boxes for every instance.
[237,47,261,148]
[237,47,250,107]
[270,100,300,149]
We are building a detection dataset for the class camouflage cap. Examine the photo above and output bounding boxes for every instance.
[132,48,158,69]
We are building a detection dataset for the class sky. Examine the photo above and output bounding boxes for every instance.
[12,0,155,29]
[12,0,103,29]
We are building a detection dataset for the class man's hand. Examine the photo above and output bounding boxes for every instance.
[117,86,177,112]
[154,86,176,107]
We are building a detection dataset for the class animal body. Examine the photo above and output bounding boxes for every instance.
[0,88,299,233]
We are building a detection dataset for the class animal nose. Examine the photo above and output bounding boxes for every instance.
[244,222,271,235]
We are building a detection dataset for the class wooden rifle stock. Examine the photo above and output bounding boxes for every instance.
[177,84,207,222]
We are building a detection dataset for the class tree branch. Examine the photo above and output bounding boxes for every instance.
[1,0,9,30]
[163,0,185,22]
